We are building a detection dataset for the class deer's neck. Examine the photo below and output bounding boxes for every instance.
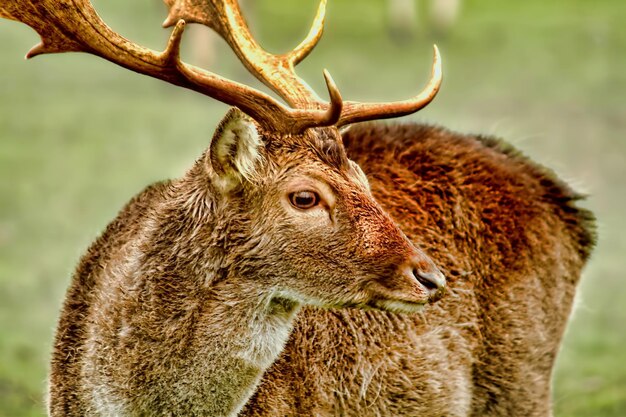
[185,281,301,416]
[202,279,301,368]
[88,189,301,416]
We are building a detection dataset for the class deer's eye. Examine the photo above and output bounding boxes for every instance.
[289,191,320,209]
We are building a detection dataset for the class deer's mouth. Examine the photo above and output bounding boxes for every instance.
[358,267,446,313]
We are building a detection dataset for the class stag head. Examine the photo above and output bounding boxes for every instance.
[1,0,445,311]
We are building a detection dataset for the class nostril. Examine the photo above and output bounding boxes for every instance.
[413,268,443,292]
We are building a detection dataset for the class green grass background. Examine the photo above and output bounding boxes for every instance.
[0,0,624,415]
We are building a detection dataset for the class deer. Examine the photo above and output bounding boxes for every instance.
[1,1,596,417]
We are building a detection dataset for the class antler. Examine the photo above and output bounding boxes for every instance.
[2,0,442,133]
[0,0,341,133]
[162,0,442,126]
[163,0,327,108]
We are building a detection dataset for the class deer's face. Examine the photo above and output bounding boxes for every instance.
[206,109,445,313]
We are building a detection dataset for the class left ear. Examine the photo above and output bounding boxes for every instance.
[207,108,265,191]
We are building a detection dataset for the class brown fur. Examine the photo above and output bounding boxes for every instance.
[241,122,595,416]
[47,120,595,416]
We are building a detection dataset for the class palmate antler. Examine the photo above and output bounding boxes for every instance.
[1,0,442,132]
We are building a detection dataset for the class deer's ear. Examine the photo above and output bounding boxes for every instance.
[208,108,264,191]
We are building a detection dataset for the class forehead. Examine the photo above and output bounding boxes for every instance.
[265,127,350,170]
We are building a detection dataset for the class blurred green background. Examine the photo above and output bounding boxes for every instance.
[0,0,624,415]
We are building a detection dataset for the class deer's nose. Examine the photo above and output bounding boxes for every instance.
[413,268,445,300]
[403,256,446,302]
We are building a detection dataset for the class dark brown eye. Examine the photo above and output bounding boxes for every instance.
[289,190,320,209]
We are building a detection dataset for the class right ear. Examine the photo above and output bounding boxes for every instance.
[207,108,264,192]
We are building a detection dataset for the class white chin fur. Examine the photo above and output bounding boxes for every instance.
[375,300,426,314]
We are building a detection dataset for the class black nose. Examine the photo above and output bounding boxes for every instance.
[412,268,446,299]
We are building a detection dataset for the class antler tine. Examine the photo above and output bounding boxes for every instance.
[291,69,343,131]
[337,45,443,127]
[287,0,327,66]
[1,0,342,133]
[241,69,341,133]
[164,0,329,108]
